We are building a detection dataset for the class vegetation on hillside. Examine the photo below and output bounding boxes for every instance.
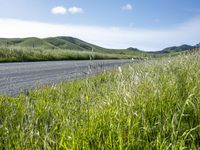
[0,36,190,62]
[0,50,200,149]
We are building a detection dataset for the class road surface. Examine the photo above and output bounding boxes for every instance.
[0,60,134,96]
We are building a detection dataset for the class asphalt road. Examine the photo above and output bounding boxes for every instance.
[0,60,134,96]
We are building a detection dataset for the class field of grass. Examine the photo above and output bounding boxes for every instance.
[0,47,137,62]
[0,51,200,149]
[0,46,178,63]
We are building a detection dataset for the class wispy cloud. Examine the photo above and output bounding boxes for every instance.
[51,6,67,15]
[0,17,200,51]
[68,6,84,14]
[122,4,133,11]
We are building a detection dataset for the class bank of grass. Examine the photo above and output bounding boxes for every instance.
[0,51,200,149]
[0,47,142,62]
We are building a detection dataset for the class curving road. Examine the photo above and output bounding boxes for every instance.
[0,60,135,96]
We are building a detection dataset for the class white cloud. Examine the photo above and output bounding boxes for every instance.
[51,6,84,15]
[68,6,84,14]
[51,6,67,15]
[122,4,133,11]
[0,17,200,51]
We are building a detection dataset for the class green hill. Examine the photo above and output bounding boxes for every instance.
[0,36,149,59]
[0,36,141,53]
[44,37,86,50]
[0,36,199,62]
[0,38,23,46]
[0,36,147,62]
[56,36,107,51]
[161,44,194,53]
[17,37,57,49]
[0,36,109,51]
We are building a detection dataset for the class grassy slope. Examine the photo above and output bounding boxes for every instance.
[0,51,200,149]
[18,37,57,49]
[0,37,164,62]
[44,37,85,50]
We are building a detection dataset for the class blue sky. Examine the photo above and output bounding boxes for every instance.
[0,0,200,51]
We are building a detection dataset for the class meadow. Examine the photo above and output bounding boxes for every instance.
[0,46,177,63]
[0,47,133,62]
[0,50,200,149]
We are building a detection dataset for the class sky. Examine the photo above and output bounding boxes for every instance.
[0,0,200,51]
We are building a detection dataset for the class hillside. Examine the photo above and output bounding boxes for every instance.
[0,36,116,52]
[161,44,194,53]
[0,36,199,62]
[0,36,151,62]
[1,36,199,53]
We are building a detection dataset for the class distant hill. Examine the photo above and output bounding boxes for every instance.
[160,44,195,53]
[0,36,199,55]
[0,36,113,53]
[126,47,142,52]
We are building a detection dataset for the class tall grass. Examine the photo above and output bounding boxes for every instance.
[0,51,200,149]
[0,47,141,62]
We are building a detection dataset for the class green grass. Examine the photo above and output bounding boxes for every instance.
[0,46,176,62]
[0,51,200,149]
[0,47,138,62]
[17,37,57,49]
